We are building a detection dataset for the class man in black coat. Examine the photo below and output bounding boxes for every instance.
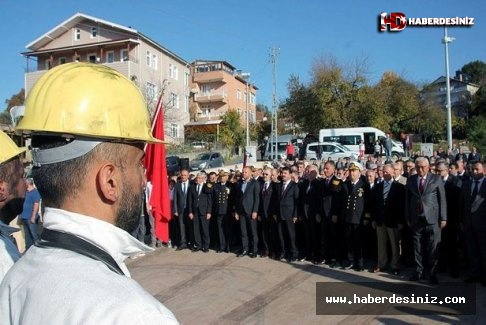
[234,166,260,257]
[317,161,344,267]
[187,172,213,252]
[257,167,277,257]
[406,157,447,284]
[275,166,299,262]
[340,162,370,271]
[370,164,405,275]
[212,170,232,253]
[298,164,321,263]
[172,169,191,250]
[460,161,486,286]
[436,162,462,277]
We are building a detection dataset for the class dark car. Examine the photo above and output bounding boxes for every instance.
[189,152,224,171]
[166,155,180,175]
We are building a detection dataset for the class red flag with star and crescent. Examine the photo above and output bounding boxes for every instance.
[144,95,171,244]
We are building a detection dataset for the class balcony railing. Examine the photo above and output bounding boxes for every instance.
[194,91,227,103]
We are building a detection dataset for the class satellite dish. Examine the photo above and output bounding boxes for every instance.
[9,105,25,126]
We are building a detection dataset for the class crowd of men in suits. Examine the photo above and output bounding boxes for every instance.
[166,152,486,286]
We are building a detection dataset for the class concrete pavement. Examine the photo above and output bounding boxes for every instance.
[127,247,485,324]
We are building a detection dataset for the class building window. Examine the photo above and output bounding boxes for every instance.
[146,51,151,66]
[120,49,129,62]
[171,93,179,108]
[237,89,242,100]
[170,123,179,138]
[152,54,158,70]
[91,27,98,38]
[74,28,81,41]
[88,53,97,63]
[184,72,189,87]
[45,59,52,70]
[106,51,115,63]
[169,64,178,79]
[59,57,67,65]
[184,95,189,113]
[201,84,211,95]
[250,93,256,105]
[202,107,211,116]
[146,82,157,101]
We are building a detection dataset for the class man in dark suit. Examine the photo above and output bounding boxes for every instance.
[234,166,260,257]
[460,161,486,286]
[317,161,344,267]
[370,164,405,275]
[212,170,232,253]
[257,167,277,258]
[275,166,299,262]
[340,162,370,271]
[172,169,190,250]
[187,172,213,252]
[406,157,447,284]
[298,164,321,263]
[436,162,462,278]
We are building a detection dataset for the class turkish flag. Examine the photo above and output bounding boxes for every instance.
[144,96,171,243]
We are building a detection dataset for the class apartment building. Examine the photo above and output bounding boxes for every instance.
[422,72,480,117]
[187,60,257,136]
[22,13,190,143]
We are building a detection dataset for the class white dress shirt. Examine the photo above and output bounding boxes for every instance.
[0,208,178,324]
[0,221,20,281]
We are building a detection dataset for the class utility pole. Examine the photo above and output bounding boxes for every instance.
[270,46,279,160]
[442,27,455,150]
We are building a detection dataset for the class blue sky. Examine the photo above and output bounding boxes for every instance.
[0,0,485,110]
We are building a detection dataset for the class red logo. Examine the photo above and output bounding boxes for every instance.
[380,12,407,32]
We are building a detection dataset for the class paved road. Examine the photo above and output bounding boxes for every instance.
[127,248,485,324]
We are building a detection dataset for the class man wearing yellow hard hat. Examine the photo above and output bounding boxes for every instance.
[0,130,26,281]
[0,63,178,324]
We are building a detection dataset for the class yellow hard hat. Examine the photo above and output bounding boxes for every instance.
[17,62,161,143]
[0,130,25,165]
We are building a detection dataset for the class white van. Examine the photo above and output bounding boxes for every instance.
[318,127,404,157]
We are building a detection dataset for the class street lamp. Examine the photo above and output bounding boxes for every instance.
[241,72,251,147]
[442,27,455,150]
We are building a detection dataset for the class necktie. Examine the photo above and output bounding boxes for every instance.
[183,182,186,195]
[472,180,480,201]
[242,182,247,193]
[419,177,425,194]
[197,184,201,195]
[282,182,287,194]
[264,183,269,192]
[383,181,391,201]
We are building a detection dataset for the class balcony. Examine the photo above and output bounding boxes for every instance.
[194,91,227,103]
[193,70,228,83]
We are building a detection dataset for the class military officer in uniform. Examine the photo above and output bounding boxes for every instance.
[340,162,371,271]
[213,170,232,252]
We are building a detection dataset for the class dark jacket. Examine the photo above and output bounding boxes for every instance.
[212,182,231,215]
[188,182,213,215]
[258,181,277,219]
[172,181,190,216]
[299,179,321,220]
[340,179,370,225]
[276,181,299,220]
[370,180,405,227]
[235,178,260,216]
[320,176,343,219]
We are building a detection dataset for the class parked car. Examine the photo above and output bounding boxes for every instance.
[166,155,180,175]
[191,141,208,149]
[190,152,224,171]
[305,142,359,161]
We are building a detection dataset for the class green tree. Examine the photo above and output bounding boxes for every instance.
[1,88,25,125]
[219,110,244,155]
[460,60,486,85]
[467,115,486,153]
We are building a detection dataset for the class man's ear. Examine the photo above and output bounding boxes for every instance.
[0,181,8,204]
[97,164,118,203]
